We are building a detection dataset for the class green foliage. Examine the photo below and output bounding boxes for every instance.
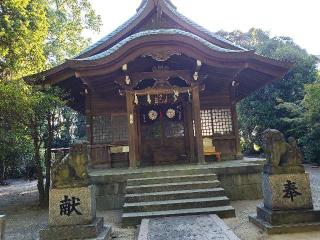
[300,83,320,163]
[0,0,98,204]
[218,28,319,161]
[45,0,102,66]
[0,0,48,79]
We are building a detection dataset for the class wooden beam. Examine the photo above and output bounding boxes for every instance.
[126,91,140,168]
[192,86,205,163]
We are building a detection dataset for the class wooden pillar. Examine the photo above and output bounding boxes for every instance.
[126,92,139,168]
[192,86,205,164]
[231,104,243,159]
[185,102,195,162]
[85,90,93,167]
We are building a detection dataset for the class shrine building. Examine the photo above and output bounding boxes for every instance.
[35,0,291,169]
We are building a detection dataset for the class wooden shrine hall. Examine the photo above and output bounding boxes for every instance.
[34,0,291,169]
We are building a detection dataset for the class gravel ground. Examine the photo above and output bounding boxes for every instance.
[0,165,319,240]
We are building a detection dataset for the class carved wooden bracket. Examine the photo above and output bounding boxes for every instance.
[142,50,181,62]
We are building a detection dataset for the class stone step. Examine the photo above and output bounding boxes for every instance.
[125,167,215,179]
[123,196,230,213]
[126,180,221,194]
[122,206,236,226]
[125,188,225,203]
[127,173,217,186]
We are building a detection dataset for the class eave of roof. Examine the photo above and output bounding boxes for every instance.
[74,29,248,63]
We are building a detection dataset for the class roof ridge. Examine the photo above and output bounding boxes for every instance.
[77,0,247,59]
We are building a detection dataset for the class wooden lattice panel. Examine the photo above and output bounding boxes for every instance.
[200,110,213,136]
[212,109,233,135]
[200,108,233,136]
[92,114,128,144]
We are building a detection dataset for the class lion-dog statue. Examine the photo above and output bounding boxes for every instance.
[262,129,304,174]
[51,142,90,188]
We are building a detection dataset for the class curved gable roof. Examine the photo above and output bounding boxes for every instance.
[78,0,245,59]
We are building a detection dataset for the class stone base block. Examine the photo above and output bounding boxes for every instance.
[249,205,320,234]
[0,215,5,240]
[39,217,111,240]
[263,173,313,210]
[49,185,96,226]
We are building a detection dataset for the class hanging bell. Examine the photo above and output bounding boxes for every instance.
[147,94,152,104]
[134,93,139,105]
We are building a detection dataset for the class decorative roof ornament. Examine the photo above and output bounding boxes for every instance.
[142,50,181,62]
[137,0,177,12]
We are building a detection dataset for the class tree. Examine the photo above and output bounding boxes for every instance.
[0,0,100,206]
[45,0,102,66]
[300,83,320,163]
[0,0,48,80]
[0,79,32,184]
[217,29,319,157]
[28,86,65,206]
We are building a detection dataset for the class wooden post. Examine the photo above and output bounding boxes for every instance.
[126,92,139,168]
[192,86,205,164]
[85,89,93,167]
[185,102,195,162]
[231,104,243,159]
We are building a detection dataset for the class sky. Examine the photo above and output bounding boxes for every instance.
[89,0,320,56]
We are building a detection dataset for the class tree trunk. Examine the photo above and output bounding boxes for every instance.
[44,114,54,206]
[31,122,46,207]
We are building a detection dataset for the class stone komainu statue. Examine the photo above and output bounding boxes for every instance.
[262,129,304,174]
[51,142,90,188]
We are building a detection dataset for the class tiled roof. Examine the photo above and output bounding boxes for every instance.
[77,29,247,62]
[76,0,149,57]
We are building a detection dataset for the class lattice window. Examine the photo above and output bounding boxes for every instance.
[200,108,233,136]
[111,115,128,142]
[92,114,128,144]
[212,109,233,135]
[200,110,213,136]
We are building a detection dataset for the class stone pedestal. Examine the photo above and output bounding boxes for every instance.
[262,173,313,210]
[49,185,96,226]
[249,173,320,234]
[40,185,111,240]
[0,215,5,240]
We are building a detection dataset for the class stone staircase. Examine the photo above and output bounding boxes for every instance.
[122,168,235,226]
